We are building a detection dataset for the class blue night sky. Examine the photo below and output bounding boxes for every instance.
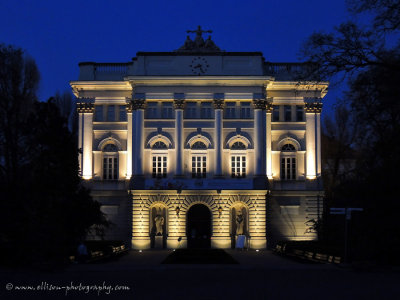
[0,0,354,115]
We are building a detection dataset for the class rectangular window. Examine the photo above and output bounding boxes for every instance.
[162,102,173,119]
[284,105,292,122]
[185,102,197,119]
[231,155,246,178]
[272,105,280,121]
[296,105,304,121]
[281,157,296,180]
[146,102,158,119]
[240,102,251,119]
[225,102,236,119]
[192,156,207,178]
[103,157,118,180]
[107,105,115,122]
[152,156,167,178]
[119,105,127,121]
[94,105,103,121]
[200,102,212,119]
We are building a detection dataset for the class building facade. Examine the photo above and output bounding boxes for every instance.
[71,28,327,249]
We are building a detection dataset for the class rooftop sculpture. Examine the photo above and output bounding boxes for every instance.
[175,25,222,52]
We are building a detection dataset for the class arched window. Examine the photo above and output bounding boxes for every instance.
[191,141,207,149]
[151,141,167,178]
[231,141,246,150]
[152,141,167,149]
[280,144,296,180]
[281,143,296,151]
[102,143,118,180]
[230,141,247,178]
[191,141,207,178]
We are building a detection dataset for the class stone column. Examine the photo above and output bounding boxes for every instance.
[77,99,94,180]
[266,100,273,179]
[305,99,322,179]
[126,100,134,179]
[316,102,322,177]
[213,95,225,177]
[134,98,146,176]
[173,97,185,177]
[253,97,266,176]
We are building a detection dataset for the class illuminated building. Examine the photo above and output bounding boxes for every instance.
[71,27,327,249]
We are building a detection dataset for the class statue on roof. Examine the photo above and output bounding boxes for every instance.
[175,26,222,52]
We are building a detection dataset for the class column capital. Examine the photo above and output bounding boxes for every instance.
[173,99,185,110]
[265,102,273,113]
[133,98,146,110]
[76,98,94,113]
[213,99,225,109]
[252,98,267,110]
[126,101,134,113]
[304,98,323,113]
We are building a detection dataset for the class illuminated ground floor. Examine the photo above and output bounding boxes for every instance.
[91,188,323,250]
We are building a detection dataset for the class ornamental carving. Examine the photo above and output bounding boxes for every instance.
[213,99,225,109]
[126,100,134,113]
[173,99,185,110]
[133,98,146,110]
[265,102,273,113]
[76,99,94,113]
[304,101,323,113]
[252,98,267,110]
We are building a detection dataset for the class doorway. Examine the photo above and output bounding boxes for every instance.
[186,204,211,248]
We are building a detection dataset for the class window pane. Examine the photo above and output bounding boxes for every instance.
[224,102,236,118]
[273,105,280,121]
[284,105,292,122]
[185,102,197,118]
[95,105,103,121]
[162,102,173,119]
[201,102,212,119]
[296,105,304,121]
[119,105,127,121]
[107,105,115,122]
[240,102,251,119]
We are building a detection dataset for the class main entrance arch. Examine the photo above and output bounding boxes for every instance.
[186,204,212,248]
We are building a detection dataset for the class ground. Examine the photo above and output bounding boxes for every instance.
[0,250,398,299]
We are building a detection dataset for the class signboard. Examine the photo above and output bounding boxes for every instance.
[236,235,246,249]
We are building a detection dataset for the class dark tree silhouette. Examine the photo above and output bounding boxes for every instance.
[0,44,108,266]
[302,0,400,262]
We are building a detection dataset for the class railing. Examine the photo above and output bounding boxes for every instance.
[94,63,131,76]
[78,62,132,80]
[265,62,313,79]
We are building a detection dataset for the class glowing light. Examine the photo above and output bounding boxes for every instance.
[256,249,260,252]
[139,250,142,253]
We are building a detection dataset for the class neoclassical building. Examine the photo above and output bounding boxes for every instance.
[71,27,327,249]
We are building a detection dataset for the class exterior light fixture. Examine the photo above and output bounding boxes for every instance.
[176,206,181,217]
[218,206,223,218]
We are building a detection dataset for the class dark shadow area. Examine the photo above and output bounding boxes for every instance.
[186,204,211,249]
[161,249,238,264]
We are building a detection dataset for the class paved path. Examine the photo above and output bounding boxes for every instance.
[1,250,399,299]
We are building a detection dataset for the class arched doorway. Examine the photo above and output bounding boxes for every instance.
[186,204,211,248]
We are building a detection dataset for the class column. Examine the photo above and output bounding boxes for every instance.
[316,102,322,177]
[126,100,133,179]
[305,99,322,179]
[266,100,273,179]
[213,95,224,177]
[134,98,146,176]
[253,97,266,176]
[77,99,94,180]
[173,96,185,177]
